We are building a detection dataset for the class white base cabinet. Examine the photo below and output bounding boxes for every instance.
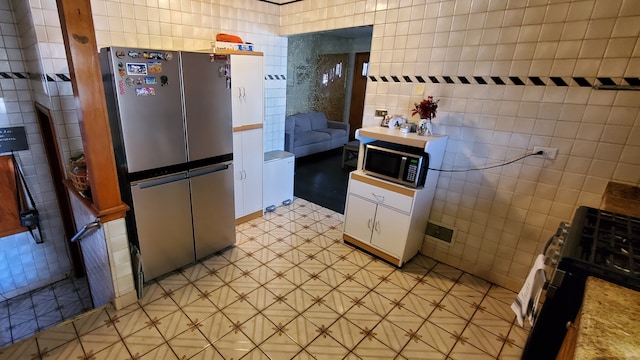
[263,150,294,211]
[343,171,434,266]
[233,128,263,221]
[226,51,265,223]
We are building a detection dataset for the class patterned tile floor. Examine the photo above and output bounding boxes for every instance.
[0,199,529,359]
[0,277,92,348]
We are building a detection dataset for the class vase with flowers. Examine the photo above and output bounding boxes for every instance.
[412,95,439,136]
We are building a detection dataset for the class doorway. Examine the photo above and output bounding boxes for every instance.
[348,52,370,140]
[286,26,372,213]
[34,103,85,277]
[0,104,93,347]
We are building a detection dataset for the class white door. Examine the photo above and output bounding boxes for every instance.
[343,195,376,243]
[231,55,264,127]
[232,131,245,218]
[370,205,409,257]
[241,128,264,216]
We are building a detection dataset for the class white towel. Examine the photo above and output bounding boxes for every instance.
[511,254,547,327]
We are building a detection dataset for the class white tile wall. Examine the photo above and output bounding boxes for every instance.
[1,0,288,302]
[101,219,132,297]
[282,0,640,291]
[0,0,72,300]
[9,0,640,294]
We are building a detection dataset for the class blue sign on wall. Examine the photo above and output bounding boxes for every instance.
[0,127,29,153]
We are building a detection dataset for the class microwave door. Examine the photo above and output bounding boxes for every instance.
[365,147,403,179]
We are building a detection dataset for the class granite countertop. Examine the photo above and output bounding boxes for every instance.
[575,276,640,359]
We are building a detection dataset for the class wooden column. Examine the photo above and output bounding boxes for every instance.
[56,0,128,221]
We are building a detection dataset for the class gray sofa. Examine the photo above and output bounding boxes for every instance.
[284,112,349,158]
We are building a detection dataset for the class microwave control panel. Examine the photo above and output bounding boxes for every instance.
[406,160,418,181]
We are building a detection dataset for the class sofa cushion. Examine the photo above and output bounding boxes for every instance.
[295,131,330,146]
[316,128,347,139]
[309,112,328,130]
[292,113,312,134]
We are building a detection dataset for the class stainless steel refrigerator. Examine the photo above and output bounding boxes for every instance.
[100,47,236,282]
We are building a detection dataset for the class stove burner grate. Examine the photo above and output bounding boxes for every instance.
[576,207,640,276]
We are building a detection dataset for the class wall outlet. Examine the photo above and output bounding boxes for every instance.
[533,146,558,160]
[375,109,388,117]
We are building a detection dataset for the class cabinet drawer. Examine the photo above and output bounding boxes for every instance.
[349,176,413,213]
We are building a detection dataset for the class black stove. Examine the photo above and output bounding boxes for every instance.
[561,206,640,291]
[522,206,640,359]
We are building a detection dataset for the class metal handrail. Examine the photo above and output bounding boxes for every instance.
[70,219,101,243]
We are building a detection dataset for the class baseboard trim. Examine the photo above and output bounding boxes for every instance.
[235,210,263,225]
[112,290,137,310]
[343,234,401,266]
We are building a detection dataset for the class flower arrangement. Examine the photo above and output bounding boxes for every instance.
[412,95,439,120]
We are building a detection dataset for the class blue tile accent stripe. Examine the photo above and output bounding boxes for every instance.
[365,75,639,87]
[529,77,545,86]
[550,77,568,86]
[0,72,30,79]
[13,72,287,82]
[15,72,638,87]
[509,76,525,85]
[573,77,591,87]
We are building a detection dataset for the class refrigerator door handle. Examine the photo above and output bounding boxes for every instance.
[189,163,231,178]
[136,173,188,189]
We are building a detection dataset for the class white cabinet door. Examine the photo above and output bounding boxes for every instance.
[241,128,264,216]
[344,195,377,243]
[371,205,410,257]
[231,55,264,127]
[232,128,263,219]
[232,132,245,219]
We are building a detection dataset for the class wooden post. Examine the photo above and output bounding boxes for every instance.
[56,0,128,221]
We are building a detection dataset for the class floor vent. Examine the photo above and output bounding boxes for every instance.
[425,222,454,246]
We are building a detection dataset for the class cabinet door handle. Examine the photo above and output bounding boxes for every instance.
[375,220,380,232]
[238,88,243,99]
[242,170,247,179]
[367,218,372,230]
[241,87,246,100]
[372,193,385,202]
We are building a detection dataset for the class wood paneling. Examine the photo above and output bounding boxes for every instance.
[56,0,127,221]
[348,52,369,140]
[0,155,26,238]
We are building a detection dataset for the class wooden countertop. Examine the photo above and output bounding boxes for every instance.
[574,277,640,359]
[601,182,640,219]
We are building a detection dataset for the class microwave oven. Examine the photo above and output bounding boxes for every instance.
[362,141,428,188]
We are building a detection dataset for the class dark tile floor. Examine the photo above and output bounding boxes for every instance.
[0,277,92,347]
[293,148,353,214]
